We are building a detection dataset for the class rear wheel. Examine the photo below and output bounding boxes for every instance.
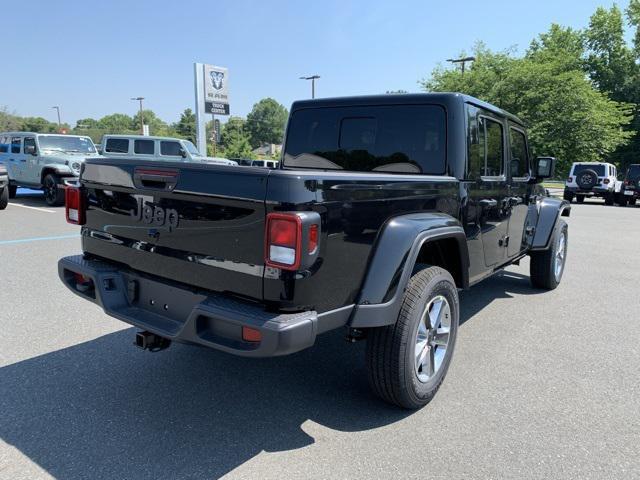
[366,265,459,409]
[576,195,585,204]
[8,185,17,199]
[563,191,574,202]
[617,194,628,207]
[530,219,568,290]
[43,173,65,206]
[630,197,637,206]
[0,187,8,210]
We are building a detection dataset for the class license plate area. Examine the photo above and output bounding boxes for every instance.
[123,272,206,324]
[624,190,634,196]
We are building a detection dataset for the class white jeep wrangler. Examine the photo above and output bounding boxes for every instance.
[563,162,620,205]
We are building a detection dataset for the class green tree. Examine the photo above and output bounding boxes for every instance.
[628,0,640,58]
[0,107,22,131]
[21,117,60,133]
[131,109,172,136]
[245,98,288,147]
[174,108,196,143]
[421,41,633,175]
[75,118,99,129]
[220,116,254,159]
[97,113,135,133]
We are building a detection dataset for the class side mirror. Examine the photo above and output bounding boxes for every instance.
[533,156,555,180]
[179,149,187,158]
[25,145,37,156]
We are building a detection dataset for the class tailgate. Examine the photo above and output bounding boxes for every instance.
[80,159,269,301]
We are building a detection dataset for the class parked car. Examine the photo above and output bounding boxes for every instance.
[0,132,101,206]
[616,164,640,206]
[563,162,619,205]
[100,135,237,166]
[0,163,8,209]
[59,93,569,409]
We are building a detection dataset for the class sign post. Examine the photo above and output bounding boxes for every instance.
[194,63,230,155]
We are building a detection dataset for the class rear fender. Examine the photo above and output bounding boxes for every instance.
[531,197,570,251]
[349,213,468,328]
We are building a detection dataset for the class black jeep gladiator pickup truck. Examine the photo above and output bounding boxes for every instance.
[59,93,570,409]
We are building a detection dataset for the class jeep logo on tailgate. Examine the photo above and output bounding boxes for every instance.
[131,197,179,231]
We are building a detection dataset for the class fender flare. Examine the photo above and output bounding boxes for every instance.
[349,212,469,329]
[531,197,570,251]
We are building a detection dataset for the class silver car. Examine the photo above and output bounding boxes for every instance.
[0,132,102,206]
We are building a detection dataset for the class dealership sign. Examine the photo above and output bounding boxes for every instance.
[203,65,230,115]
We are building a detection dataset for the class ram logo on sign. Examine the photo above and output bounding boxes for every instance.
[204,65,230,115]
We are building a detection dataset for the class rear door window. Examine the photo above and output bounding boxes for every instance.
[283,105,446,174]
[134,139,155,155]
[0,136,8,153]
[105,138,129,154]
[160,141,182,156]
[573,164,606,177]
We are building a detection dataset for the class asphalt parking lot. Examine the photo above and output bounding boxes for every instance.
[1,190,639,480]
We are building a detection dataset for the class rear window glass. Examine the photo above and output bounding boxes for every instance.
[134,139,154,155]
[573,164,605,176]
[160,141,182,156]
[105,138,129,154]
[11,137,21,154]
[627,165,640,179]
[284,105,446,174]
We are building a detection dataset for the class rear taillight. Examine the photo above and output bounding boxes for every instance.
[265,213,302,270]
[308,224,319,254]
[603,178,610,184]
[567,176,573,183]
[624,180,629,185]
[65,186,86,225]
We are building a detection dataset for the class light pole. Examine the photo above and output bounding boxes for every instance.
[446,56,476,76]
[131,97,145,134]
[52,106,61,126]
[299,75,320,99]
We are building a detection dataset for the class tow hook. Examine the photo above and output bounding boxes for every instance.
[346,328,366,343]
[134,331,171,352]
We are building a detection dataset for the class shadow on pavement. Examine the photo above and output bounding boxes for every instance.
[1,268,543,479]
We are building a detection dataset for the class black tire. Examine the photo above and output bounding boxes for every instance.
[605,192,614,206]
[530,219,568,290]
[0,187,8,210]
[43,173,65,206]
[563,190,574,202]
[630,197,637,206]
[8,185,17,199]
[366,265,459,409]
[576,195,585,204]
[617,194,628,207]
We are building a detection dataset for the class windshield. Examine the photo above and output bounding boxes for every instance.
[183,141,201,156]
[38,135,96,154]
[573,164,605,176]
[284,105,446,174]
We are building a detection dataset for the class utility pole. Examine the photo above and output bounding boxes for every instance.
[131,97,145,134]
[299,75,320,99]
[52,106,61,126]
[446,56,476,76]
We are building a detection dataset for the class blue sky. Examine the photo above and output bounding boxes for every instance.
[1,0,627,125]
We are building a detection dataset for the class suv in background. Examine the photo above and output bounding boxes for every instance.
[0,132,101,206]
[101,135,237,166]
[617,164,640,206]
[564,162,618,205]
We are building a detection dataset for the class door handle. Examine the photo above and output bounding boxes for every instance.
[479,199,498,208]
[20,159,26,163]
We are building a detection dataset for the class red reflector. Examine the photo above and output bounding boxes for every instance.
[308,224,319,253]
[242,326,262,343]
[567,177,573,182]
[74,272,91,284]
[65,187,86,225]
[603,178,610,184]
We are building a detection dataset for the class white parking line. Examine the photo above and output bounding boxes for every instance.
[8,203,56,213]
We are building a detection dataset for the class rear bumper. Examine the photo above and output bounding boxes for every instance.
[58,255,320,357]
[564,186,611,196]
